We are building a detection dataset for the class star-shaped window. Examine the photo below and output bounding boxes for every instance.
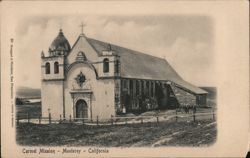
[75,71,86,87]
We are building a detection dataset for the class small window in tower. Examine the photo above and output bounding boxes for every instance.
[103,58,109,73]
[54,62,59,74]
[114,59,120,74]
[45,62,50,74]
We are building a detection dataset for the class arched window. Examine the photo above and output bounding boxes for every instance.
[45,62,50,74]
[54,62,59,74]
[103,58,109,73]
[114,59,120,74]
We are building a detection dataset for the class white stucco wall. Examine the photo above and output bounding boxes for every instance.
[41,35,117,121]
[67,36,98,65]
[64,62,115,120]
[41,80,64,119]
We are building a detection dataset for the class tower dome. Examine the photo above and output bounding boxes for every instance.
[49,29,71,56]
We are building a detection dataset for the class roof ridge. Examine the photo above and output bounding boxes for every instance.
[80,36,207,94]
[86,37,166,61]
[162,59,183,80]
[66,35,82,57]
[85,37,103,56]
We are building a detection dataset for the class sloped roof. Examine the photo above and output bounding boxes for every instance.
[86,37,207,94]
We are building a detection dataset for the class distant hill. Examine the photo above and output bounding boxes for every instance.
[16,87,41,98]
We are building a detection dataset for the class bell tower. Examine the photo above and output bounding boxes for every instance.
[41,29,71,80]
[98,44,121,78]
[41,29,71,119]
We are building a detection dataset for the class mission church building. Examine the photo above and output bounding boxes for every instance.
[41,28,207,120]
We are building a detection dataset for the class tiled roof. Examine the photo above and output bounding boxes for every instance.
[86,37,207,94]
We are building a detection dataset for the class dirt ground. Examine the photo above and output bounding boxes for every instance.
[16,120,216,147]
[16,103,216,147]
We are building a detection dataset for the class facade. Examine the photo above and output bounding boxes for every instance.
[41,29,207,120]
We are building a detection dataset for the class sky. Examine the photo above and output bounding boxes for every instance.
[15,14,215,89]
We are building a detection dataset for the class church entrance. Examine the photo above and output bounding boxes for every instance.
[75,99,88,118]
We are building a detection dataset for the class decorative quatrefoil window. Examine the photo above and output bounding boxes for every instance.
[75,71,86,87]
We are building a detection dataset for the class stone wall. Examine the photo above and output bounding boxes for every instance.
[170,84,196,107]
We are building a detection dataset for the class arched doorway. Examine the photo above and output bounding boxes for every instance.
[75,99,88,118]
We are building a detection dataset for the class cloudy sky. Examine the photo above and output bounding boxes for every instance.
[15,14,215,88]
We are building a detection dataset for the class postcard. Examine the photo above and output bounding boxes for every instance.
[1,0,249,157]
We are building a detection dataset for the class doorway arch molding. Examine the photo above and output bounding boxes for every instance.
[70,91,93,120]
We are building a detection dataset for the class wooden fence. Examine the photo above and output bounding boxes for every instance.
[16,109,216,126]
